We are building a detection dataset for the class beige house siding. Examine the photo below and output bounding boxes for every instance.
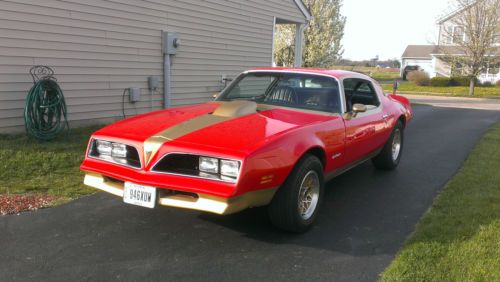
[0,0,307,133]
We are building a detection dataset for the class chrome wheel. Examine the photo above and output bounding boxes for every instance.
[298,170,320,220]
[392,128,401,161]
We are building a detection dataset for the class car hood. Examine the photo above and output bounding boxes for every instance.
[94,101,333,155]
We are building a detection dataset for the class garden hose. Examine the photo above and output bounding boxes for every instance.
[24,79,69,141]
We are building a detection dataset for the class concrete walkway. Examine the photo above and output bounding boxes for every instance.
[401,94,500,111]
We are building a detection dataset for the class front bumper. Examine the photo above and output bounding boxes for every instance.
[84,173,276,215]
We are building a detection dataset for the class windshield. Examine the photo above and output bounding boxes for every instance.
[218,72,341,113]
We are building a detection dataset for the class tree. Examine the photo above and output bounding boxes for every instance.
[274,25,296,67]
[273,0,346,67]
[440,0,499,96]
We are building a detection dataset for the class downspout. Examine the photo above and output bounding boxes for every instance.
[163,53,171,109]
[162,32,180,109]
[294,21,309,67]
[271,17,277,66]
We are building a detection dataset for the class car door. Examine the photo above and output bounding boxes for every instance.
[342,78,388,164]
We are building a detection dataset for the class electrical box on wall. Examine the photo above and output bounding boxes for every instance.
[162,32,180,55]
[129,87,141,103]
[148,76,159,91]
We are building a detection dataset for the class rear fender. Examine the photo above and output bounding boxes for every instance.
[389,94,413,123]
[389,94,410,109]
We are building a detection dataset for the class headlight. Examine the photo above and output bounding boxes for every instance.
[96,140,112,155]
[220,160,239,178]
[89,139,141,168]
[198,156,241,182]
[199,157,219,174]
[112,143,127,158]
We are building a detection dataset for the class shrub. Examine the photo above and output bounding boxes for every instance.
[481,81,493,87]
[496,80,500,87]
[450,76,479,86]
[450,76,469,86]
[430,77,452,87]
[407,71,430,86]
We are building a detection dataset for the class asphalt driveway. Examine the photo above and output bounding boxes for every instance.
[401,94,500,111]
[1,106,499,281]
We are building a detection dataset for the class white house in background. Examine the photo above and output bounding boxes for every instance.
[400,45,438,78]
[401,3,499,83]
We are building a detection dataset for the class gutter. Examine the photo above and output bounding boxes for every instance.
[293,0,312,21]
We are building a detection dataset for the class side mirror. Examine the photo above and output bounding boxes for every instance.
[352,103,367,115]
[343,103,367,120]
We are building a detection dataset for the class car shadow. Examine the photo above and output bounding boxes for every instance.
[197,161,408,256]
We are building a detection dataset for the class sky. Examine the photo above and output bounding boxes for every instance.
[340,0,451,61]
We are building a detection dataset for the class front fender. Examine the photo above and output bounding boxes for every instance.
[237,128,327,196]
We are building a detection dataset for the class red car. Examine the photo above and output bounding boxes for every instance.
[81,68,412,232]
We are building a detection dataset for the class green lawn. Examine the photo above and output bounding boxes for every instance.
[370,72,400,81]
[0,126,102,202]
[381,122,500,281]
[331,66,401,81]
[382,83,500,98]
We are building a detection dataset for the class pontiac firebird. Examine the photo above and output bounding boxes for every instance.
[81,68,412,232]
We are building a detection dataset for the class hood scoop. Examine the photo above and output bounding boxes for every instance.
[212,101,257,118]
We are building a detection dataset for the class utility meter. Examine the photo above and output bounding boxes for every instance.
[162,32,180,55]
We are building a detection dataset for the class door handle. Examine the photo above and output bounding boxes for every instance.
[382,114,389,119]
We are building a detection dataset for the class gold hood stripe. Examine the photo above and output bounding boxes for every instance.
[154,114,229,141]
[143,101,258,166]
[144,114,229,165]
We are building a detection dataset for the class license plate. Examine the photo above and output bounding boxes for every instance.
[123,182,157,208]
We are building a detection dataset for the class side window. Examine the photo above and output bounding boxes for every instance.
[343,79,355,91]
[357,82,372,93]
[343,78,380,111]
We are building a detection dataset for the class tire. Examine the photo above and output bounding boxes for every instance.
[372,120,404,170]
[268,154,324,233]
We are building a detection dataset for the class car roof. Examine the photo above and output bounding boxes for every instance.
[248,67,373,81]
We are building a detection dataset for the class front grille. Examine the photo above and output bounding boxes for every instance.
[152,153,199,176]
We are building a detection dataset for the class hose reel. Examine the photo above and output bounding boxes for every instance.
[24,66,69,141]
